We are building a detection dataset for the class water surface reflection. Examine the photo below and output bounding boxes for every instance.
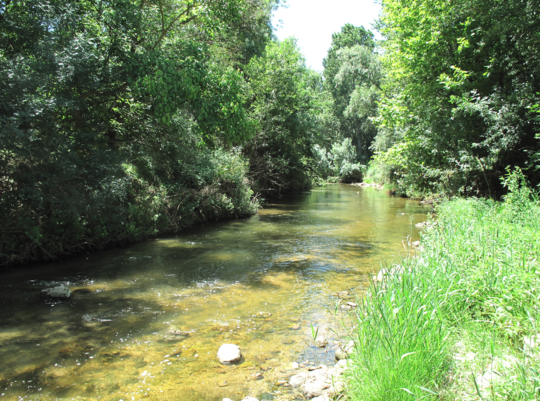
[0,185,428,400]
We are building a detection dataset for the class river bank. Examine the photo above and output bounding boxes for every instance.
[344,170,540,400]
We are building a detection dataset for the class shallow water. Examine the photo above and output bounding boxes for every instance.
[0,184,429,401]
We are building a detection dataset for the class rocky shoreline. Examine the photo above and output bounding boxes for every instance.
[223,358,352,401]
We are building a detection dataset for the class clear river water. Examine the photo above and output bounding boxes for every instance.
[0,184,428,401]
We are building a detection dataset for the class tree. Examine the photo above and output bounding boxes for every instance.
[322,24,380,164]
[244,39,320,195]
[0,0,273,265]
[375,0,540,196]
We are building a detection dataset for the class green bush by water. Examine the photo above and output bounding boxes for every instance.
[0,149,258,267]
[313,138,365,183]
[346,169,540,400]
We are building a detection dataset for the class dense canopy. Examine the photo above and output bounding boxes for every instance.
[1,0,539,267]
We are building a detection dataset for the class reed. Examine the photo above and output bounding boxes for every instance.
[346,169,540,400]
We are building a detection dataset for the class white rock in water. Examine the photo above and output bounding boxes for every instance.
[218,344,242,364]
[241,397,259,401]
[42,285,72,298]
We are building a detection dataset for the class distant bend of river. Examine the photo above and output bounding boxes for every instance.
[0,184,428,401]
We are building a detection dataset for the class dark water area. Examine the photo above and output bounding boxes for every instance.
[0,184,429,400]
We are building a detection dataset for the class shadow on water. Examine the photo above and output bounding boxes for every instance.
[0,184,430,400]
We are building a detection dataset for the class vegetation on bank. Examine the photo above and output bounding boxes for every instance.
[2,0,539,268]
[0,0,379,267]
[370,0,540,197]
[345,169,540,400]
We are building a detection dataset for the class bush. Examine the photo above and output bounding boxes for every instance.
[313,138,365,182]
[0,147,258,267]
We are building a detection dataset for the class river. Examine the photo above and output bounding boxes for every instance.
[0,184,428,401]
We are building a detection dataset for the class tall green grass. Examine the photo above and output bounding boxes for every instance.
[345,169,540,400]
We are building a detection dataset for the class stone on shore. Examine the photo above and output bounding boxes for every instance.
[335,340,355,360]
[375,265,407,282]
[289,360,347,400]
[290,372,309,388]
[524,334,540,356]
[311,396,330,401]
[375,268,388,282]
[218,344,242,364]
[303,379,330,398]
[42,285,72,298]
[315,336,328,348]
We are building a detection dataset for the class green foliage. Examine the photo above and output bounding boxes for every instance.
[0,0,272,266]
[347,182,540,400]
[322,24,381,164]
[501,167,538,223]
[375,0,540,196]
[314,138,364,182]
[244,39,320,195]
[0,143,258,266]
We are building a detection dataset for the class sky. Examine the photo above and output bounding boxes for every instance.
[272,0,382,72]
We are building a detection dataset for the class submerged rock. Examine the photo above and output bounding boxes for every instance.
[160,325,192,342]
[42,285,72,298]
[253,312,272,319]
[218,344,242,364]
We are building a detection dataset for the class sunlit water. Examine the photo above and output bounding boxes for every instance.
[0,185,429,401]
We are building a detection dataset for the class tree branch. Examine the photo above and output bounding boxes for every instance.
[80,83,129,100]
[151,3,198,50]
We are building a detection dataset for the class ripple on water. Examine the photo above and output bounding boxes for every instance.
[0,185,429,400]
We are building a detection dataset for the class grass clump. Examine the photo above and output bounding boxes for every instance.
[345,168,540,400]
